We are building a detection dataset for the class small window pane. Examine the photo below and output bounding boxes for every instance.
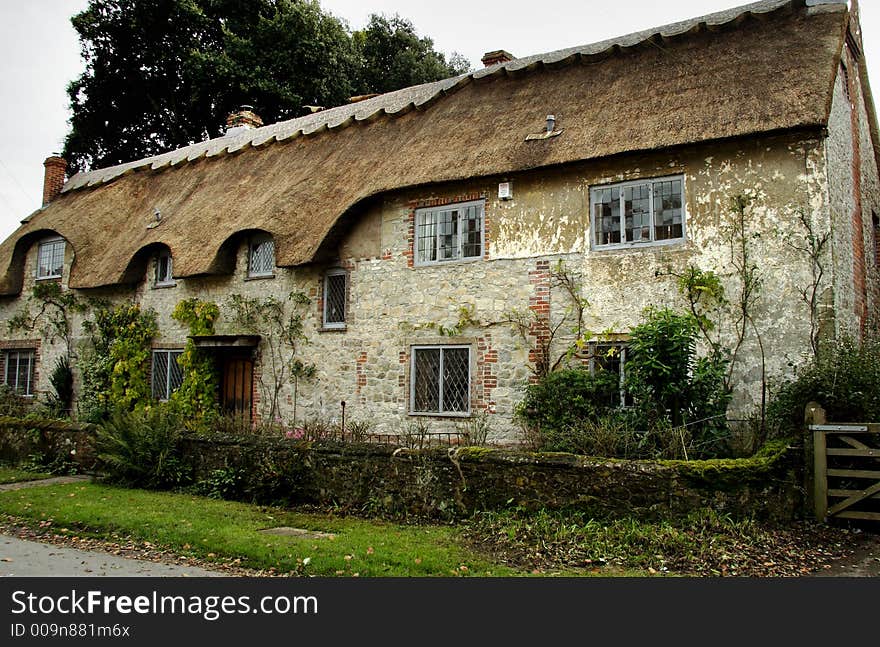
[413,349,441,412]
[168,351,183,394]
[593,187,621,246]
[437,209,458,261]
[461,205,482,258]
[4,350,35,396]
[417,212,438,263]
[37,239,64,279]
[624,183,651,242]
[249,237,275,276]
[442,348,470,412]
[152,351,169,399]
[654,179,683,241]
[324,272,346,326]
[156,253,173,284]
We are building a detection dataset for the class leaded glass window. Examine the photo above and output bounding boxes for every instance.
[323,269,347,328]
[152,349,184,400]
[37,238,65,280]
[415,201,484,265]
[591,176,685,249]
[411,346,470,415]
[248,235,275,277]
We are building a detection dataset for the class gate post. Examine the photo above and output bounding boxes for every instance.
[805,402,827,521]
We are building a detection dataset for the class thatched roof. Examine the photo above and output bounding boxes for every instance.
[0,0,851,293]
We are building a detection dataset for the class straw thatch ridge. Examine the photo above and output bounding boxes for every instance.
[0,0,848,293]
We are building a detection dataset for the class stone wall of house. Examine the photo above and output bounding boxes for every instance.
[0,130,845,444]
[826,45,880,338]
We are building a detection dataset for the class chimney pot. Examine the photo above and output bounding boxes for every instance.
[481,50,515,67]
[225,105,263,134]
[42,155,67,206]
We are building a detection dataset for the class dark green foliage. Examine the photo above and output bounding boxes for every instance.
[768,336,880,436]
[64,1,468,172]
[516,368,620,448]
[46,356,75,417]
[625,307,731,451]
[353,14,469,95]
[96,406,191,489]
[79,303,158,423]
[0,386,30,418]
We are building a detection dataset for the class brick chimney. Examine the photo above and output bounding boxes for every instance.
[42,155,67,206]
[481,50,515,67]
[225,105,263,134]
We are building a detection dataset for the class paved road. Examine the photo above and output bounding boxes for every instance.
[0,535,226,577]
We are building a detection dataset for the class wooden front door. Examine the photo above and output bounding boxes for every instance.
[221,357,253,419]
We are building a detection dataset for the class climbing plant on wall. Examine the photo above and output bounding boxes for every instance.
[170,298,220,430]
[79,302,158,422]
[7,281,89,360]
[226,292,315,422]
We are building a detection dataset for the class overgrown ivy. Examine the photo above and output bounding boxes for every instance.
[79,303,158,422]
[170,298,220,430]
[7,281,89,360]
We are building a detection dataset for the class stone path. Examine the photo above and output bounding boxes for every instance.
[0,474,91,492]
[0,535,226,577]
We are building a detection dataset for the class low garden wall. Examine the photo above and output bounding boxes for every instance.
[0,417,803,522]
[177,436,803,522]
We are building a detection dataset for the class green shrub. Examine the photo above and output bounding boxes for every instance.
[515,367,619,442]
[95,406,191,489]
[768,336,880,436]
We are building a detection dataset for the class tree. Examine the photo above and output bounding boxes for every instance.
[63,1,470,173]
[352,14,470,95]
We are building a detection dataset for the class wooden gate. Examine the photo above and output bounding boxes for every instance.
[812,418,880,522]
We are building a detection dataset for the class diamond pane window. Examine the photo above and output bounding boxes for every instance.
[3,350,35,396]
[411,346,470,415]
[589,342,632,408]
[152,350,183,401]
[591,176,685,249]
[323,269,347,328]
[415,200,484,265]
[37,238,65,280]
[248,235,275,277]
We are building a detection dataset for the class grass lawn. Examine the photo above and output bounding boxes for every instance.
[0,482,525,577]
[0,466,52,484]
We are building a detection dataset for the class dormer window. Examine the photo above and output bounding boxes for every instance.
[248,234,275,278]
[36,238,65,280]
[155,251,174,286]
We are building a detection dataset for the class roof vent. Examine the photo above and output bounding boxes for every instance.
[481,50,515,67]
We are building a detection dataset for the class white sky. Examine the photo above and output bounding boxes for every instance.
[0,0,878,242]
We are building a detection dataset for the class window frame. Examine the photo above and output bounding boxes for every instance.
[36,237,65,280]
[414,199,485,267]
[3,349,35,397]
[322,268,348,330]
[247,234,275,278]
[409,345,472,417]
[589,175,686,251]
[151,349,184,402]
[588,341,632,408]
[154,250,175,287]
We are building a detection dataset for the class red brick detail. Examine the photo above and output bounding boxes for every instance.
[845,50,869,333]
[42,156,67,206]
[355,351,368,404]
[406,192,489,268]
[528,260,551,383]
[474,333,497,414]
[251,352,261,423]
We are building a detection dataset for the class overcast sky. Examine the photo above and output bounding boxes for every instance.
[0,0,878,242]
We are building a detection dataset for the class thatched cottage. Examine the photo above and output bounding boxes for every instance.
[0,0,877,442]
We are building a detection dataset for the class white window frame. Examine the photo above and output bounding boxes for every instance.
[248,234,275,278]
[414,199,485,266]
[3,349,35,397]
[36,237,65,280]
[322,269,347,329]
[409,345,471,417]
[154,251,174,286]
[151,349,184,401]
[590,175,686,250]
